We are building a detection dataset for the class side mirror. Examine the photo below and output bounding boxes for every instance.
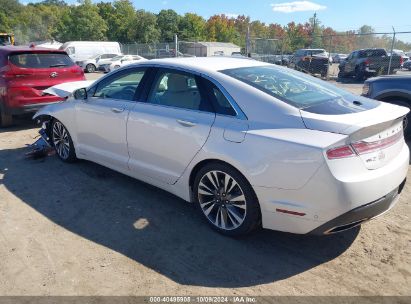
[73,88,87,100]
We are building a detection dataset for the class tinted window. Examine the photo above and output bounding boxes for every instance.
[148,70,212,112]
[9,52,74,68]
[202,79,236,116]
[94,68,146,101]
[359,49,386,57]
[311,50,325,55]
[221,65,380,114]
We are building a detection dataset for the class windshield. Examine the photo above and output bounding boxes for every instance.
[110,56,124,61]
[221,65,380,113]
[9,52,75,68]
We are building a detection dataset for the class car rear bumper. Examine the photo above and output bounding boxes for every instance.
[308,179,406,235]
[3,90,64,115]
[255,142,409,234]
[8,100,63,115]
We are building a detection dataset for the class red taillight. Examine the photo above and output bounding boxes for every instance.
[364,59,370,66]
[400,56,404,65]
[326,145,355,159]
[327,131,403,160]
[351,131,403,154]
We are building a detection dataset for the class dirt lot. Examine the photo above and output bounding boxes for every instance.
[0,76,410,296]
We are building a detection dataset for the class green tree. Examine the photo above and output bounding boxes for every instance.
[178,13,206,41]
[157,9,179,42]
[0,11,12,32]
[111,0,136,43]
[129,10,160,43]
[309,13,323,48]
[206,14,239,43]
[56,0,107,41]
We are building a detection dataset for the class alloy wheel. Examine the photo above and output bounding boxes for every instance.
[52,121,70,160]
[197,170,247,230]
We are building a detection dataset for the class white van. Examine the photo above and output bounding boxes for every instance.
[59,41,122,62]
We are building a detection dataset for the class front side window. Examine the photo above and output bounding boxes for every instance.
[148,70,212,112]
[93,68,146,101]
[221,65,380,114]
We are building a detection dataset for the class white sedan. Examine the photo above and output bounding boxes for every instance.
[34,57,409,236]
[98,55,146,73]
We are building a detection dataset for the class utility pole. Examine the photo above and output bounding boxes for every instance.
[245,25,251,57]
[311,12,317,48]
[388,27,396,75]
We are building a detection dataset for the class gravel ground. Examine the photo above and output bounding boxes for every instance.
[0,73,410,296]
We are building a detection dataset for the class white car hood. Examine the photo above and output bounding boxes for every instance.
[43,80,95,98]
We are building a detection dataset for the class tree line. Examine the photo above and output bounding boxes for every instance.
[1,0,410,54]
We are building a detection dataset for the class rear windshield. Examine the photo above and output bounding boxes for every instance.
[9,52,74,68]
[221,65,380,114]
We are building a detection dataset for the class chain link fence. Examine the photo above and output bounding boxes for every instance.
[120,32,411,82]
[121,42,178,59]
[249,31,411,81]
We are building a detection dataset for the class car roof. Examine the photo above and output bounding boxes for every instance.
[0,45,66,55]
[131,56,268,74]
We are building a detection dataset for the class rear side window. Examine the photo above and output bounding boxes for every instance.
[201,78,236,116]
[9,52,75,68]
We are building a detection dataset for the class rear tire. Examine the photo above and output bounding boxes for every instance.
[86,64,96,73]
[0,109,13,127]
[193,162,261,236]
[355,66,364,81]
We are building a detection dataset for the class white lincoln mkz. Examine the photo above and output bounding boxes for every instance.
[34,57,409,236]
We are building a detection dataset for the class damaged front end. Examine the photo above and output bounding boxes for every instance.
[26,119,54,159]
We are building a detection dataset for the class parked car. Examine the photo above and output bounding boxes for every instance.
[34,57,408,236]
[338,48,402,80]
[59,41,121,63]
[392,49,409,64]
[403,60,411,71]
[0,46,85,127]
[332,53,348,64]
[289,48,330,77]
[98,55,146,73]
[362,75,411,137]
[76,53,121,73]
[272,54,291,66]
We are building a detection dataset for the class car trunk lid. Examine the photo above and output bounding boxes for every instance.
[301,102,409,170]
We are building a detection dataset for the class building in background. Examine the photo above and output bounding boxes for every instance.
[182,42,241,57]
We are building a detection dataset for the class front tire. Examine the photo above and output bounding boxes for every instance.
[85,64,96,73]
[51,119,77,162]
[193,162,261,236]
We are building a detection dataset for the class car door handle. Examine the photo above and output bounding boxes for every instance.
[111,107,124,113]
[176,119,197,127]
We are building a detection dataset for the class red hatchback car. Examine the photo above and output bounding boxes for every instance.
[0,46,85,126]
